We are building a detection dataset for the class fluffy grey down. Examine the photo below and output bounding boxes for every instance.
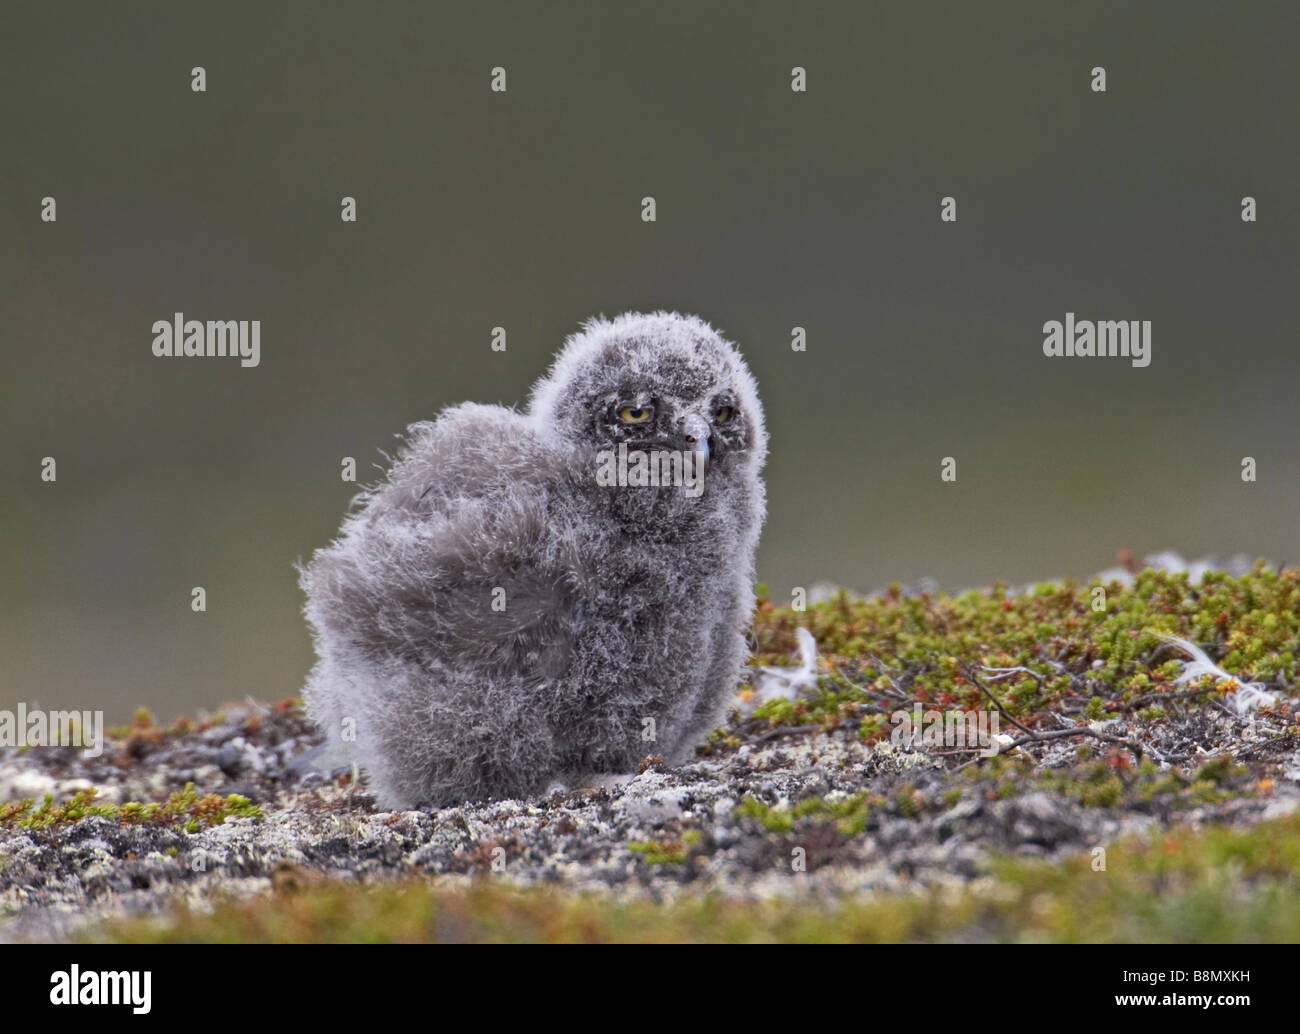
[299,312,767,809]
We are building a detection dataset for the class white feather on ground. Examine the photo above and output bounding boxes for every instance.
[1158,634,1278,716]
[745,628,820,710]
[744,630,1277,722]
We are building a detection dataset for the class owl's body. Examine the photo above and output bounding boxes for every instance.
[300,313,766,809]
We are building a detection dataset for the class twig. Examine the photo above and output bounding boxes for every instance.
[867,656,910,701]
[1121,687,1215,711]
[964,667,1034,736]
[979,664,1048,692]
[956,726,1143,771]
[748,723,838,746]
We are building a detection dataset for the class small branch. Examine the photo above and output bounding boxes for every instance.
[957,726,1143,771]
[867,656,910,701]
[1121,687,1214,712]
[979,664,1048,693]
[748,723,838,746]
[964,667,1034,736]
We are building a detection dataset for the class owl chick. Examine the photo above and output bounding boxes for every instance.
[299,311,767,809]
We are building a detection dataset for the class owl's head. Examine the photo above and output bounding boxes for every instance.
[529,312,767,481]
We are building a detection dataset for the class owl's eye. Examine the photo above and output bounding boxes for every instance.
[714,405,736,424]
[617,404,653,424]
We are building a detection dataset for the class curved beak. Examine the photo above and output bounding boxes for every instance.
[680,413,710,468]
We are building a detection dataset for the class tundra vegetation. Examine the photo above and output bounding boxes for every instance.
[2,565,1296,943]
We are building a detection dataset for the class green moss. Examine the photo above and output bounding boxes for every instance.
[893,784,923,819]
[734,795,793,833]
[735,792,875,837]
[0,784,260,832]
[792,792,872,836]
[1195,756,1245,784]
[628,838,689,866]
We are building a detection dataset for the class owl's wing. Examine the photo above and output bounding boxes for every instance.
[303,404,591,682]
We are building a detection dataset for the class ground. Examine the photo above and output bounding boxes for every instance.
[1,561,1298,942]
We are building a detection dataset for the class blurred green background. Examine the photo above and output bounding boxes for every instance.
[3,1,1297,721]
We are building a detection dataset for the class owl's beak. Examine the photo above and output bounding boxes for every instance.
[680,413,711,469]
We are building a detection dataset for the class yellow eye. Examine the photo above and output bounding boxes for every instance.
[714,405,735,424]
[618,404,653,424]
